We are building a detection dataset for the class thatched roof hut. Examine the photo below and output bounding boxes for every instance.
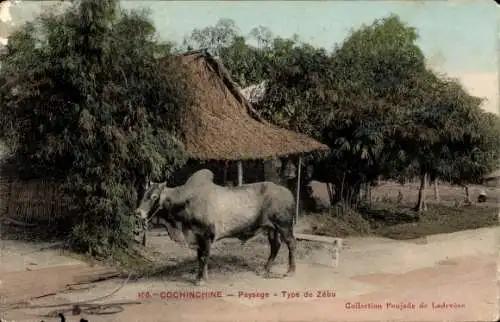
[176,50,329,161]
[172,50,329,221]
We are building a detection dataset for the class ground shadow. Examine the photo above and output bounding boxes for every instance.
[147,254,262,284]
[0,218,70,244]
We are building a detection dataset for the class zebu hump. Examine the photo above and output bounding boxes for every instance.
[184,169,214,188]
[261,181,294,197]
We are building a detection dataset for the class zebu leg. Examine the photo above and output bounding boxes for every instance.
[276,225,297,276]
[195,236,211,286]
[262,228,281,276]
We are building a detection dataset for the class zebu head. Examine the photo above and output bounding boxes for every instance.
[135,180,167,220]
[135,169,214,221]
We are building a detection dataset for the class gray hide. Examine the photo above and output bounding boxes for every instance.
[161,169,294,242]
[161,169,214,246]
[135,169,297,284]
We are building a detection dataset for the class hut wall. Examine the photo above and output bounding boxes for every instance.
[0,161,15,220]
[0,158,72,224]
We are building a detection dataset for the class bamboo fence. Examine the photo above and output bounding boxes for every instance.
[0,162,72,225]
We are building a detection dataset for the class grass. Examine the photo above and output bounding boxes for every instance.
[373,203,499,240]
[306,202,499,240]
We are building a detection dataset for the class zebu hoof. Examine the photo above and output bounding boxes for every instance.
[262,271,273,279]
[283,270,296,278]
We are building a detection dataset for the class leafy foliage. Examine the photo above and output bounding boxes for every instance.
[181,18,239,57]
[0,0,191,256]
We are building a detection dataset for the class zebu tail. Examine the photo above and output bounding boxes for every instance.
[285,186,297,229]
[289,204,297,227]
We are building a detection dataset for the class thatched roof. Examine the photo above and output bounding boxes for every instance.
[175,50,329,161]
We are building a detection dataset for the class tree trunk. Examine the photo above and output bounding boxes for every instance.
[337,181,362,212]
[414,172,428,212]
[339,172,345,203]
[326,182,334,209]
[423,175,428,211]
[433,179,440,202]
[464,186,471,204]
[362,182,371,204]
[294,156,302,224]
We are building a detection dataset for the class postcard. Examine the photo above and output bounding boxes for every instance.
[0,1,498,321]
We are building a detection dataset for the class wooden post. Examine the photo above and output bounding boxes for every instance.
[433,178,440,202]
[5,179,13,218]
[49,183,56,224]
[464,185,471,204]
[142,229,147,247]
[223,161,228,185]
[295,156,302,224]
[237,161,243,186]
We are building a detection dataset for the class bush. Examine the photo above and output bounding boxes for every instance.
[0,0,191,257]
[307,206,372,237]
[307,203,498,240]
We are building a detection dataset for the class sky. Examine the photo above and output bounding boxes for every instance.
[1,0,498,114]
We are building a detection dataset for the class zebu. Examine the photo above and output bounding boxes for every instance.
[135,169,297,285]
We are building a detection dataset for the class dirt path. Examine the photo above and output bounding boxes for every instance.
[1,227,498,321]
[0,241,119,321]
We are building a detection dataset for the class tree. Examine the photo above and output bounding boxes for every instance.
[0,0,192,256]
[183,19,271,88]
[255,38,332,137]
[398,74,500,212]
[182,18,239,57]
[306,15,428,209]
[248,25,273,49]
[218,36,269,88]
